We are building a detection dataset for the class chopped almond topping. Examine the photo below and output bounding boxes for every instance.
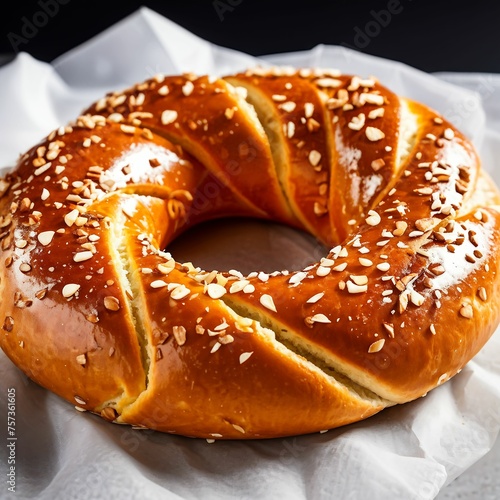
[347,281,367,293]
[104,296,120,311]
[368,339,385,353]
[365,127,385,141]
[348,113,366,131]
[207,283,226,299]
[477,287,487,301]
[76,354,87,366]
[309,313,331,324]
[173,325,187,346]
[151,280,168,289]
[309,150,322,167]
[38,231,55,246]
[260,294,277,312]
[460,303,473,318]
[161,110,178,125]
[62,284,80,298]
[74,251,93,263]
[315,77,342,88]
[240,351,253,365]
[371,158,385,171]
[365,210,381,226]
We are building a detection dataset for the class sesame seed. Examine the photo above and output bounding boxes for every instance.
[260,294,277,312]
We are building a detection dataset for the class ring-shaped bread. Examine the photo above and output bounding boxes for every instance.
[1,67,500,439]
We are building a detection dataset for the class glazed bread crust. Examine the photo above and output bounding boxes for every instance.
[1,67,499,439]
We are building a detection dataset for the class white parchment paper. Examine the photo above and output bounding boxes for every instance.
[1,7,500,500]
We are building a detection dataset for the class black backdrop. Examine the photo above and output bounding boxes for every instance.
[0,0,499,74]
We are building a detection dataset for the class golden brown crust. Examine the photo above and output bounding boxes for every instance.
[0,67,499,439]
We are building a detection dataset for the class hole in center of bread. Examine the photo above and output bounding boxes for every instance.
[167,217,328,275]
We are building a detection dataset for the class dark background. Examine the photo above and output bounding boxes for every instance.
[0,0,499,74]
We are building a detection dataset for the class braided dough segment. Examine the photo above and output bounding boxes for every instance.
[84,74,298,227]
[1,67,499,440]
[223,72,338,245]
[0,121,259,417]
[111,203,388,438]
[222,71,406,247]
[220,101,500,403]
